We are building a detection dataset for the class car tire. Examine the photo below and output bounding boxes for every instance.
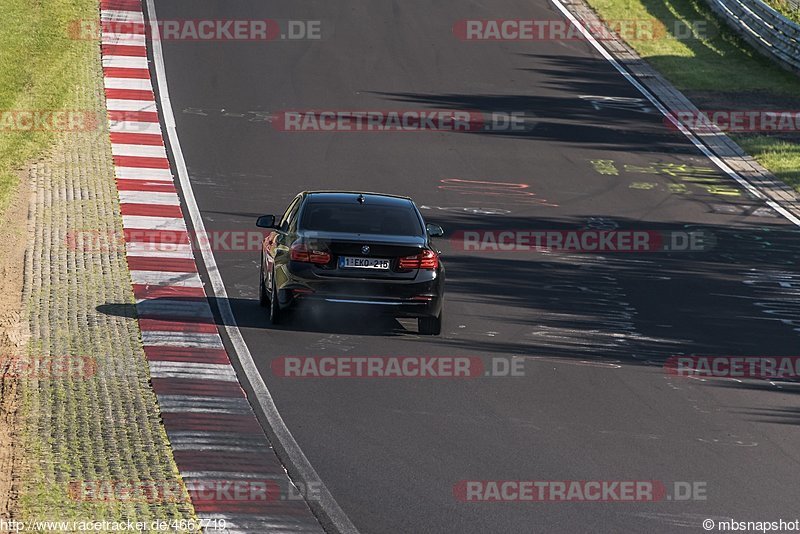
[418,311,441,335]
[269,270,281,325]
[259,257,269,308]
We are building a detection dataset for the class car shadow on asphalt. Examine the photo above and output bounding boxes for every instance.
[97,298,416,337]
[96,213,800,425]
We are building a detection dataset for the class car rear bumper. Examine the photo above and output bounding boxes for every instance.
[298,294,441,318]
[277,264,444,318]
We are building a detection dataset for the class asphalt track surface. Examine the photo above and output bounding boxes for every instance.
[147,1,800,532]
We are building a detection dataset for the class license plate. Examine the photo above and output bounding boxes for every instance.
[339,256,390,270]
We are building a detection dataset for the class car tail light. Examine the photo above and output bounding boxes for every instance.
[398,249,438,270]
[292,288,314,297]
[290,242,331,265]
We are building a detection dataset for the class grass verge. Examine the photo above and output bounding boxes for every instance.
[0,0,94,216]
[586,0,800,191]
[763,0,800,24]
[2,0,198,527]
[735,135,800,190]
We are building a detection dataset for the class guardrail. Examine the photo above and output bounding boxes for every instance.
[706,0,800,73]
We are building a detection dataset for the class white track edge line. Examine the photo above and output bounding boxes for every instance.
[549,0,800,228]
[142,1,358,532]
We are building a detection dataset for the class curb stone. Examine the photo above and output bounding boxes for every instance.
[100,0,325,531]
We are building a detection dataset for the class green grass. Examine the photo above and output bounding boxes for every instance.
[588,0,799,92]
[0,0,95,214]
[3,0,198,526]
[586,0,800,191]
[734,135,800,190]
[763,0,800,23]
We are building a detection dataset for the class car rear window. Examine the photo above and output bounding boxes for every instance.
[301,202,423,235]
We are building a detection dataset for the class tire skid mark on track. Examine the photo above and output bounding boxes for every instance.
[743,270,800,336]
[523,255,679,363]
[100,0,324,531]
[524,356,623,368]
[691,226,800,341]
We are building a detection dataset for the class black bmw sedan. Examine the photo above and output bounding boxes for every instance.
[256,191,445,334]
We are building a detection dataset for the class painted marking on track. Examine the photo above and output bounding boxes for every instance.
[696,438,758,447]
[584,217,619,230]
[129,270,203,287]
[419,205,512,215]
[579,95,655,114]
[115,167,173,181]
[438,178,558,206]
[743,270,800,335]
[629,181,657,190]
[119,190,180,205]
[552,0,800,224]
[112,143,168,158]
[523,356,622,369]
[590,159,619,175]
[594,158,744,196]
[104,77,153,91]
[142,332,225,350]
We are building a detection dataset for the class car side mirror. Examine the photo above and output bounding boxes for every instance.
[426,223,444,238]
[256,215,277,228]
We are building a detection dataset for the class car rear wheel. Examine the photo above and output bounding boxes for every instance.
[418,311,441,335]
[259,257,269,308]
[269,272,281,325]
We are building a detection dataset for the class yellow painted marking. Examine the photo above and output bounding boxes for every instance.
[590,159,619,175]
[629,182,658,190]
[667,183,689,194]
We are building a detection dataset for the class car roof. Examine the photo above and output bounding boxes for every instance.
[302,191,414,207]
